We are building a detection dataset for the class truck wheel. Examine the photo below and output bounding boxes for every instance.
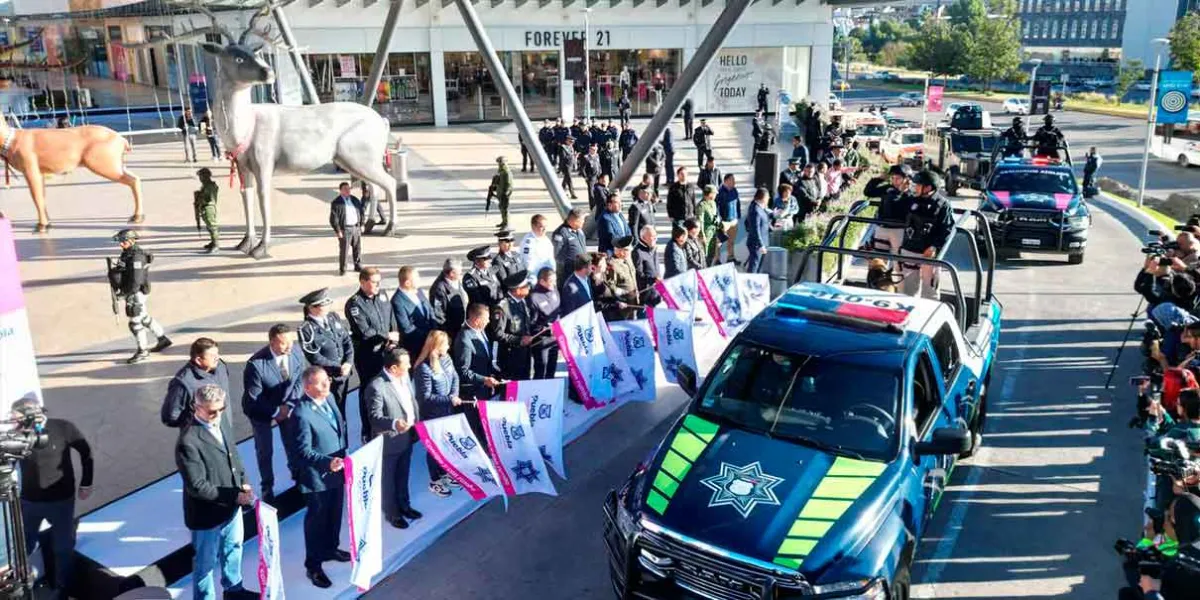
[891,565,911,600]
[1180,154,1192,168]
[960,369,990,459]
[1068,252,1085,265]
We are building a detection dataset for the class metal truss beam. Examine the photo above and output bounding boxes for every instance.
[270,3,320,104]
[362,0,403,107]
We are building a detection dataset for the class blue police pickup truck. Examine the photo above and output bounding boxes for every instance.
[977,157,1092,264]
[604,210,1001,600]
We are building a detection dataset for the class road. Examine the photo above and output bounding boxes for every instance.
[364,107,1175,598]
[841,86,1198,198]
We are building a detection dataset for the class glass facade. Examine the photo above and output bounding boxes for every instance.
[444,50,561,123]
[586,48,682,117]
[305,52,435,125]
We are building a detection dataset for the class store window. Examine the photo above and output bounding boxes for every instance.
[586,49,682,117]
[781,46,811,105]
[305,52,434,125]
[443,51,560,123]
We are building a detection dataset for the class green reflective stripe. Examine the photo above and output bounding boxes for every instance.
[646,489,670,515]
[774,557,801,569]
[670,430,707,461]
[660,449,692,481]
[826,456,886,477]
[812,476,875,500]
[787,519,835,539]
[797,498,854,521]
[652,470,680,497]
[683,414,720,441]
[777,538,819,556]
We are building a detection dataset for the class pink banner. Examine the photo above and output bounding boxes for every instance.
[695,276,728,338]
[926,85,944,113]
[415,421,489,500]
[551,319,600,410]
[504,381,519,402]
[654,280,680,310]
[647,306,660,348]
[111,43,129,82]
[475,402,517,496]
[0,220,23,314]
[0,218,42,415]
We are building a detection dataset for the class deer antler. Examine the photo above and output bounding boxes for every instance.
[186,0,238,45]
[122,22,229,49]
[238,4,271,46]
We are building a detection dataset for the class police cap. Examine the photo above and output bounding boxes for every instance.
[495,229,516,242]
[503,271,531,290]
[467,245,494,262]
[888,164,914,178]
[613,235,634,250]
[299,287,334,307]
[112,228,138,243]
[787,158,800,166]
[912,169,942,189]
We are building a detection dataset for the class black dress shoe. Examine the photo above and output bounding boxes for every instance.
[331,548,352,562]
[389,516,409,529]
[400,506,423,520]
[307,568,332,588]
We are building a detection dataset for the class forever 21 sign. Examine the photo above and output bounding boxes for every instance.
[524,29,612,48]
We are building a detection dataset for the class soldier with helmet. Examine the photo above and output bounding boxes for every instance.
[898,170,955,300]
[1000,116,1028,158]
[1033,114,1066,159]
[297,288,355,418]
[863,164,914,254]
[492,156,513,230]
[107,229,171,364]
[193,167,220,253]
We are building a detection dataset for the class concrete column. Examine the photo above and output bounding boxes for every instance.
[610,0,754,193]
[451,0,572,218]
[431,48,448,127]
[362,0,404,107]
[270,4,320,105]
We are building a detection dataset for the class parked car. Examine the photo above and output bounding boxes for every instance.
[833,79,851,91]
[944,102,982,121]
[880,127,925,165]
[896,92,924,107]
[1134,82,1152,91]
[1002,98,1030,115]
[828,92,843,111]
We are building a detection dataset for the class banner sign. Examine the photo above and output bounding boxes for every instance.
[552,304,615,409]
[1157,71,1194,125]
[733,273,771,333]
[596,312,641,400]
[563,38,585,81]
[188,75,209,118]
[0,219,42,419]
[505,379,567,478]
[416,414,505,502]
[344,436,383,591]
[697,263,741,337]
[1030,80,1051,116]
[337,55,357,77]
[608,320,657,403]
[703,47,784,114]
[478,401,558,497]
[654,270,699,311]
[255,501,285,600]
[926,85,943,114]
[647,306,698,385]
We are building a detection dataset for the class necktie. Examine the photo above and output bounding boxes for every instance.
[279,357,289,380]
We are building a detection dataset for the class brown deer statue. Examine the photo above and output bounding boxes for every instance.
[0,115,143,233]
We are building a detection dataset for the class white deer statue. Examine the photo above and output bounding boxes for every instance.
[139,3,399,259]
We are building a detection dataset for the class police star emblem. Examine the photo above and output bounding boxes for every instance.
[700,462,784,518]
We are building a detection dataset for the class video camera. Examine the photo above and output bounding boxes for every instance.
[1116,538,1171,578]
[1146,439,1200,482]
[0,398,49,600]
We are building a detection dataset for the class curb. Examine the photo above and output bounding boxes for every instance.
[1088,189,1164,238]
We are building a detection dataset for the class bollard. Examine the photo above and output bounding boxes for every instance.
[390,149,410,202]
[765,246,789,299]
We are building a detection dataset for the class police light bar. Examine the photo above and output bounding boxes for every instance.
[780,287,915,327]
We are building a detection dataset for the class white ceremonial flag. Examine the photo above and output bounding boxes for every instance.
[344,436,384,591]
[596,312,640,399]
[478,401,558,497]
[696,263,741,337]
[0,218,42,419]
[648,305,698,385]
[416,414,506,502]
[653,270,699,311]
[608,320,657,403]
[551,304,616,409]
[505,379,568,479]
[255,501,285,600]
[734,273,772,333]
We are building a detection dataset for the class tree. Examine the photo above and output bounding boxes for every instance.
[877,41,911,67]
[907,16,970,80]
[1167,11,1200,73]
[962,1,1022,91]
[833,32,866,67]
[1115,59,1146,103]
[946,0,987,30]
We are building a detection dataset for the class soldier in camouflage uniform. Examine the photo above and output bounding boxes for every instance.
[193,168,220,253]
[493,156,514,230]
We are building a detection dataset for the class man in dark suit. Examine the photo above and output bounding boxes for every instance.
[287,366,351,588]
[176,385,258,600]
[298,288,355,421]
[364,350,424,529]
[559,253,595,316]
[744,187,772,274]
[345,266,399,441]
[242,324,307,503]
[597,192,632,256]
[162,338,230,429]
[681,97,694,140]
[452,303,504,402]
[487,272,534,382]
[392,265,435,357]
[329,181,364,276]
[429,259,468,340]
[551,209,588,289]
[633,225,662,306]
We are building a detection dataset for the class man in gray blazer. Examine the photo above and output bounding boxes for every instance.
[364,349,424,529]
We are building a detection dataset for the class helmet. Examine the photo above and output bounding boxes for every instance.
[496,156,506,164]
[196,167,213,178]
[912,169,942,190]
[1013,116,1023,126]
[1044,114,1055,125]
[888,164,913,178]
[112,229,138,243]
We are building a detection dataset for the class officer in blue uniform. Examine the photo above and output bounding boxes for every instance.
[297,288,355,419]
[898,170,955,299]
[463,245,503,308]
[487,271,535,382]
[491,229,527,286]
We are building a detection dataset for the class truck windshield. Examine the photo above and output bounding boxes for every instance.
[858,124,887,137]
[990,168,1078,194]
[951,135,997,153]
[901,133,923,145]
[696,343,900,461]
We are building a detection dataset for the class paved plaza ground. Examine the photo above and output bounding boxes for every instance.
[3,115,764,514]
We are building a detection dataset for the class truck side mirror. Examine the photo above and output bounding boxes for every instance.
[914,427,971,457]
[676,364,699,397]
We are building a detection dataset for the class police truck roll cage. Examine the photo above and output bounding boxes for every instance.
[791,201,998,333]
[986,140,1074,187]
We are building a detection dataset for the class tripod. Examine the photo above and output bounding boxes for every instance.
[1105,296,1147,389]
[0,460,34,599]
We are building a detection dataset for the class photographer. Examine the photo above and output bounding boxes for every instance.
[1121,492,1200,599]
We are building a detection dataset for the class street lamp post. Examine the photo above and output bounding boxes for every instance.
[1137,38,1170,207]
[1027,58,1042,105]
[583,8,593,120]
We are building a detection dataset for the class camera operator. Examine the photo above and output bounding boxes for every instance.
[14,398,92,600]
[1136,258,1200,317]
[1122,492,1200,599]
[1173,231,1200,270]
